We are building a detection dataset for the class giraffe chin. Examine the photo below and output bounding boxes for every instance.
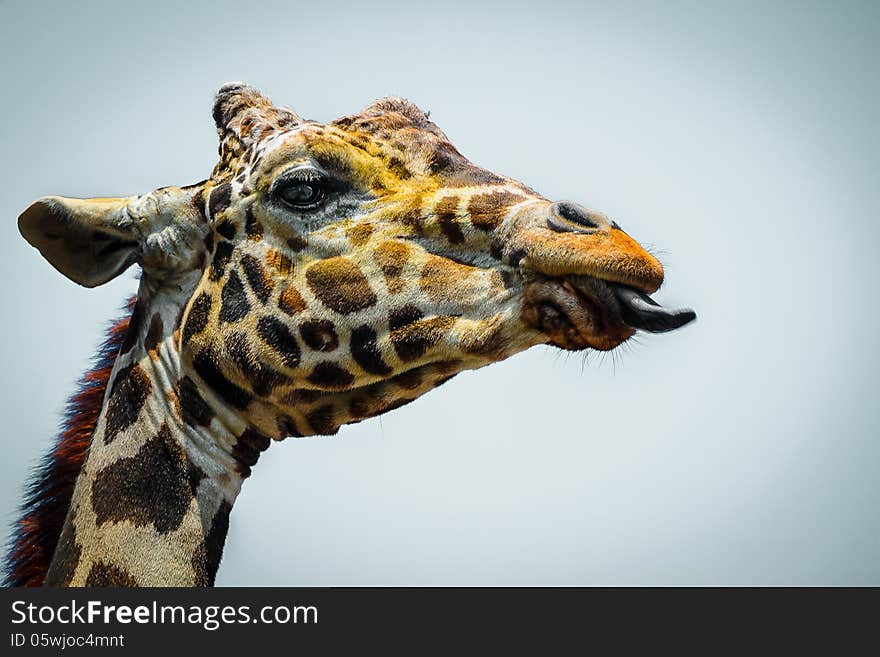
[522,276,697,351]
[522,276,635,352]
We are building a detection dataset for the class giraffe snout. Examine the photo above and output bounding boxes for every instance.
[516,202,695,350]
[513,202,665,294]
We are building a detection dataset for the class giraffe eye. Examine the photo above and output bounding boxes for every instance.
[276,180,326,210]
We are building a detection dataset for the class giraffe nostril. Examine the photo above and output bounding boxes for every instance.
[548,201,606,234]
[558,202,597,228]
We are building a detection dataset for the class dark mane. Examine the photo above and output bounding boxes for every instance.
[3,297,136,587]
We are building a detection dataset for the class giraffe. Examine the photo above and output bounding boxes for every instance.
[6,83,695,587]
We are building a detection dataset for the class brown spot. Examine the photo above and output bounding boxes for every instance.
[187,461,207,495]
[278,286,307,315]
[208,183,233,220]
[192,187,207,221]
[216,219,236,239]
[232,440,260,468]
[342,131,370,151]
[283,388,328,405]
[219,271,251,323]
[374,241,409,294]
[427,141,462,173]
[192,348,253,410]
[389,304,424,331]
[202,501,231,586]
[393,369,423,390]
[267,248,293,276]
[490,241,504,261]
[299,319,339,352]
[204,228,214,253]
[245,207,264,241]
[178,376,213,427]
[256,316,301,369]
[120,297,146,355]
[374,396,416,415]
[144,313,164,357]
[307,361,355,389]
[350,324,392,375]
[287,235,308,252]
[306,404,338,435]
[347,223,373,246]
[398,203,424,234]
[507,248,526,268]
[209,242,234,281]
[276,415,303,438]
[226,330,292,394]
[239,428,272,452]
[183,292,212,345]
[104,364,152,445]
[306,257,377,314]
[92,423,193,534]
[349,396,372,418]
[86,561,138,587]
[468,190,524,231]
[391,316,457,362]
[435,195,465,244]
[240,254,275,303]
[435,361,463,378]
[231,429,270,478]
[386,156,412,180]
[419,256,477,303]
[43,508,81,586]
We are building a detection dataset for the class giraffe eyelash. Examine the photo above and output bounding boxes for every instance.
[269,165,348,212]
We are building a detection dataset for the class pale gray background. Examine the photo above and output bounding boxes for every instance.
[1,0,877,585]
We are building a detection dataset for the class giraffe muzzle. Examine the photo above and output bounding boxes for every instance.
[522,274,695,351]
[515,201,695,348]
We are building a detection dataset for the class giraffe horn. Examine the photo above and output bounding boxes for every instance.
[212,82,301,172]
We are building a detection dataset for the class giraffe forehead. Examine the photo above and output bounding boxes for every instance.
[244,128,405,197]
[249,111,480,188]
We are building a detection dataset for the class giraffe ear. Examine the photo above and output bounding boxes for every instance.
[18,196,143,288]
[213,82,301,159]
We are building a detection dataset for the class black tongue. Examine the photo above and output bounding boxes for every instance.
[611,284,696,333]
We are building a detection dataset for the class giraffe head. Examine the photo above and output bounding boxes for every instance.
[19,82,694,438]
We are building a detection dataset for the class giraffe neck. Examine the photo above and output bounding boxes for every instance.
[45,273,264,586]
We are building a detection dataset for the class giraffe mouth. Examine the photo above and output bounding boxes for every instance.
[522,275,695,351]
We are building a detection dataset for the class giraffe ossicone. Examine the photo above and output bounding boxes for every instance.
[8,82,695,587]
